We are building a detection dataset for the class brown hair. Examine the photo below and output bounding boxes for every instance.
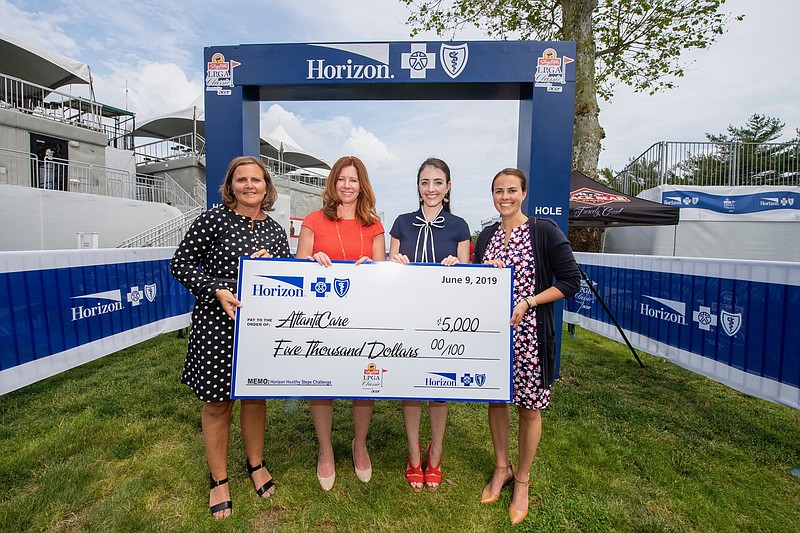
[417,157,452,212]
[321,155,379,226]
[491,167,527,193]
[219,156,277,212]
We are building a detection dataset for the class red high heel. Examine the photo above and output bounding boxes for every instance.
[405,443,424,492]
[423,442,443,491]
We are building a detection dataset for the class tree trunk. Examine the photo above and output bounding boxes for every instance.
[561,0,603,180]
[562,0,603,250]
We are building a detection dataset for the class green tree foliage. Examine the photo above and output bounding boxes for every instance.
[706,113,788,144]
[678,114,800,186]
[597,167,614,185]
[400,0,742,176]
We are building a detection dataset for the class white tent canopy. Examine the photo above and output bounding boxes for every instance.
[264,124,330,170]
[134,105,206,139]
[134,107,330,170]
[0,30,91,89]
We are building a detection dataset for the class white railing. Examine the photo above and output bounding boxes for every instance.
[261,155,327,191]
[134,133,206,164]
[1,72,134,148]
[1,72,102,131]
[117,207,203,248]
[0,147,36,185]
[613,141,800,195]
[0,147,205,210]
[194,177,207,207]
[164,172,201,210]
[131,173,168,203]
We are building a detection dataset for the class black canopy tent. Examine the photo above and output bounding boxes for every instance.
[567,170,679,367]
[569,170,679,227]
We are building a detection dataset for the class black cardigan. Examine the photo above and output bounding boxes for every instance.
[473,217,581,388]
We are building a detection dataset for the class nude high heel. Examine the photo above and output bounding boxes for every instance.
[317,454,335,491]
[317,470,335,491]
[352,439,372,483]
[480,463,514,504]
[509,473,530,525]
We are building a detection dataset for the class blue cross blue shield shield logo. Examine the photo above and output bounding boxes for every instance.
[334,278,350,298]
[720,310,742,337]
[440,43,468,79]
[144,283,157,302]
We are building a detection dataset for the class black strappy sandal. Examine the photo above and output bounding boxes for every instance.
[209,474,232,517]
[246,459,275,497]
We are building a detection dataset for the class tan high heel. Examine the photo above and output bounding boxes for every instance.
[352,439,372,483]
[509,473,530,525]
[317,454,335,491]
[317,470,335,491]
[480,463,514,504]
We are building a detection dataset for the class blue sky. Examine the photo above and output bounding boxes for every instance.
[3,0,798,231]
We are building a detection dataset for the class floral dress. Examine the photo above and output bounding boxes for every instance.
[483,222,550,410]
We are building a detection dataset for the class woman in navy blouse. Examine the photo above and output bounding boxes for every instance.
[389,157,471,491]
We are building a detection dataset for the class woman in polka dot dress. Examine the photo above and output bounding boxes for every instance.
[473,168,580,525]
[171,156,290,519]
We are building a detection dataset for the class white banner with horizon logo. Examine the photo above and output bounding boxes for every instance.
[231,258,513,401]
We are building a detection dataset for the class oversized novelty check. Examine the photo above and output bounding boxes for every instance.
[231,258,512,401]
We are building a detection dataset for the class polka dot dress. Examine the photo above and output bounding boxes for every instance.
[171,206,291,402]
[483,222,550,410]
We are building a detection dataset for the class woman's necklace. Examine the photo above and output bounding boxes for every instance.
[335,220,364,260]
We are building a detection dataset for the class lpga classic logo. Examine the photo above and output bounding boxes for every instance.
[205,52,240,95]
[534,48,574,92]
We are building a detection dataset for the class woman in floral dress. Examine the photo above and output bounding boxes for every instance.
[472,168,580,525]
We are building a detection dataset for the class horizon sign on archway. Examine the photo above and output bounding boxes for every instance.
[203,40,576,364]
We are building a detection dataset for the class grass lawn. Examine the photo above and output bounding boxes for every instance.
[1,327,798,532]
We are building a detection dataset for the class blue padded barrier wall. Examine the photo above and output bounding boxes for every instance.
[0,248,194,395]
[564,252,800,409]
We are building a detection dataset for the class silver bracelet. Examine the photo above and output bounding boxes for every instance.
[526,295,537,308]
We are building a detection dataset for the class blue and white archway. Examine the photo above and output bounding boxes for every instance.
[203,40,576,367]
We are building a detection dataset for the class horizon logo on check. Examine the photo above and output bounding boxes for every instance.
[426,372,486,388]
[251,275,305,298]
